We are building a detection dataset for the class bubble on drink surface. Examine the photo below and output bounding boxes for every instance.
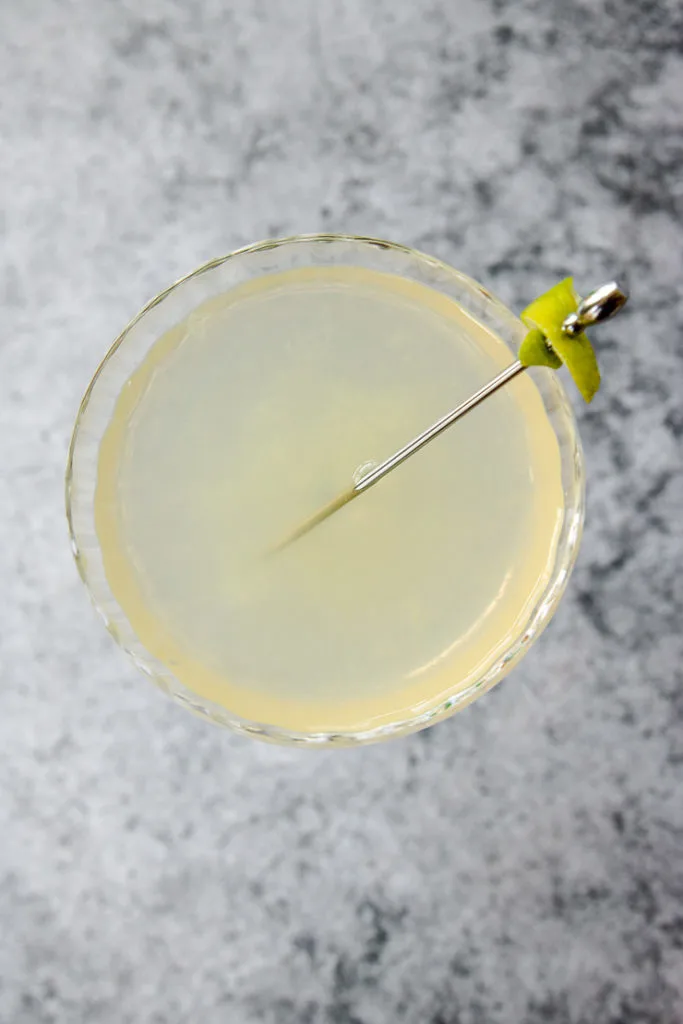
[353,460,378,485]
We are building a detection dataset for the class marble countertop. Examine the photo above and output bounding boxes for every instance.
[1,1,682,1021]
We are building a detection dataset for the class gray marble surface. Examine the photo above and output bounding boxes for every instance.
[1,1,682,1022]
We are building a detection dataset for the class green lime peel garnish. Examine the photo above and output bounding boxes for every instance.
[519,277,601,402]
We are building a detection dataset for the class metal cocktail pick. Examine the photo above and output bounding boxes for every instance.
[274,281,629,551]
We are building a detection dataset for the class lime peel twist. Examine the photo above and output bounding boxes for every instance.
[519,277,601,402]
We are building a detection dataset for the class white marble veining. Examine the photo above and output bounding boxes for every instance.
[1,1,682,1021]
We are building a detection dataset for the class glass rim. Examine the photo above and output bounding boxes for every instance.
[66,233,585,747]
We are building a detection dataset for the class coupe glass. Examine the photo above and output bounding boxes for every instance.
[66,235,584,745]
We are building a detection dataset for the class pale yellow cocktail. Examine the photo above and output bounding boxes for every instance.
[93,263,564,735]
